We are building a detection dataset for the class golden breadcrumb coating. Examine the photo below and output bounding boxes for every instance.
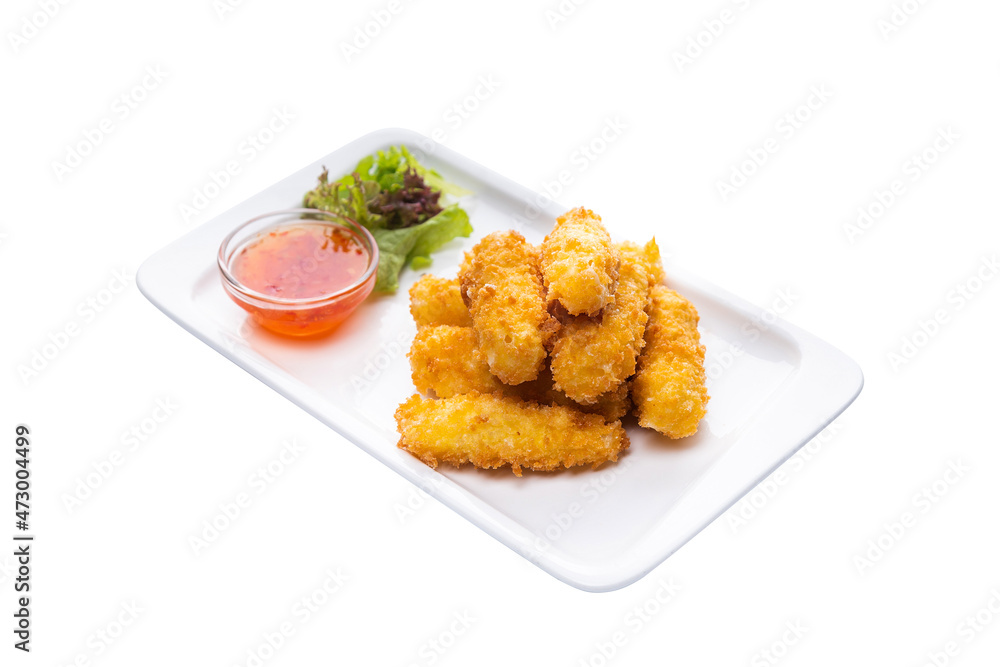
[408,325,503,398]
[408,324,629,420]
[515,365,631,422]
[394,392,630,476]
[540,207,620,316]
[632,285,709,438]
[409,275,472,328]
[549,240,660,404]
[642,237,664,287]
[580,380,631,422]
[458,231,557,385]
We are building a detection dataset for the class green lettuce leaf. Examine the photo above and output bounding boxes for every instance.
[397,146,471,198]
[303,145,473,293]
[346,146,471,198]
[303,169,383,229]
[407,206,472,267]
[370,205,472,293]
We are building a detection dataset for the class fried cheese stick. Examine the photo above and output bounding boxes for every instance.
[408,325,503,398]
[550,239,660,404]
[632,285,709,438]
[515,365,631,422]
[540,207,620,316]
[641,236,664,287]
[395,392,630,476]
[408,325,629,419]
[409,275,472,328]
[458,231,556,385]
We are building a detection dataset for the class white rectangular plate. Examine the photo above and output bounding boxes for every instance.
[139,128,863,592]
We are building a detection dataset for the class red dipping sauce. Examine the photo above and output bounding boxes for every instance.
[219,212,378,337]
[231,223,368,300]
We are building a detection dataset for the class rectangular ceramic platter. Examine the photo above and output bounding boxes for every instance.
[138,128,863,592]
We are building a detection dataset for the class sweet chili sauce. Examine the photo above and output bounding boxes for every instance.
[228,222,374,336]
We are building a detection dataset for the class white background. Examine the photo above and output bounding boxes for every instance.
[4,0,1000,665]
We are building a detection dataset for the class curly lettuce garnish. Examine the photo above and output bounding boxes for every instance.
[304,146,472,293]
